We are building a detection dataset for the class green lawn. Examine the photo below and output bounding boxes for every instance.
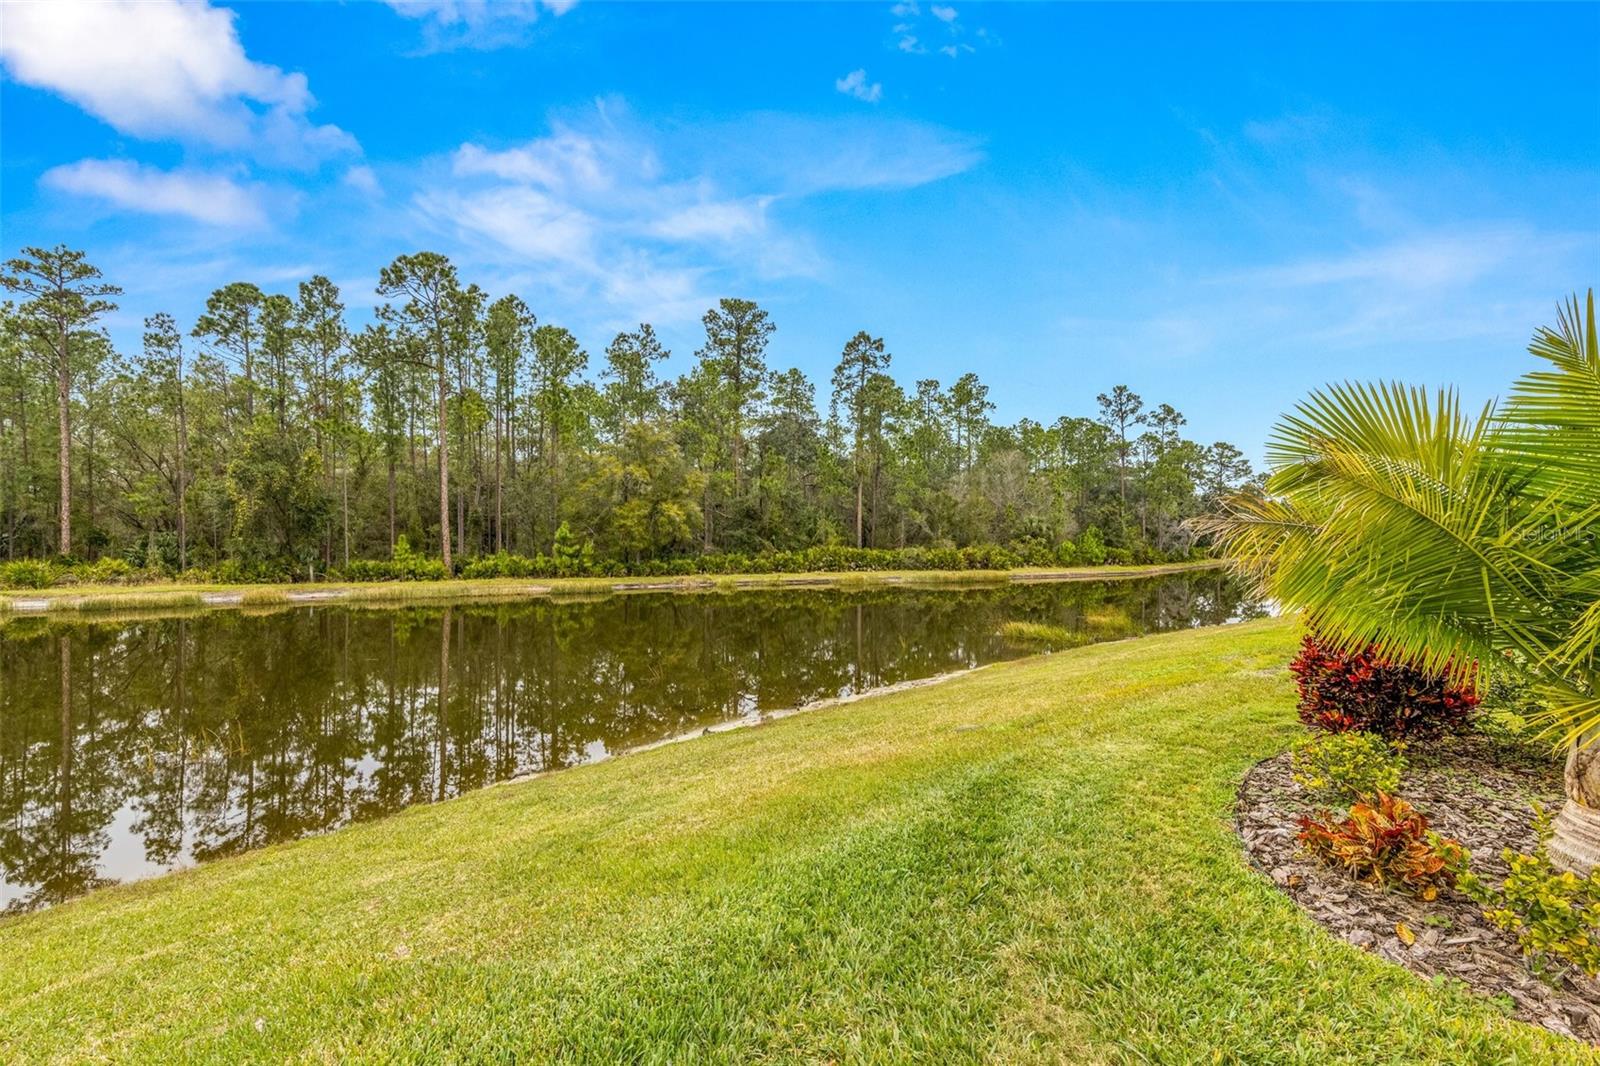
[2,617,1589,1063]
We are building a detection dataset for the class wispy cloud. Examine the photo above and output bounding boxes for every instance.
[1054,219,1591,381]
[0,0,355,168]
[419,183,596,266]
[1240,232,1518,291]
[343,165,383,198]
[413,103,980,324]
[835,69,884,104]
[707,113,982,194]
[382,0,576,52]
[888,0,987,59]
[41,159,272,227]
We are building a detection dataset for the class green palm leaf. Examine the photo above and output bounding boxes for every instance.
[1203,292,1600,742]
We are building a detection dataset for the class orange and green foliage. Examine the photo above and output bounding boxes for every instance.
[1298,793,1465,898]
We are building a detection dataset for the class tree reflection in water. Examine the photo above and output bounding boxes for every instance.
[0,574,1263,911]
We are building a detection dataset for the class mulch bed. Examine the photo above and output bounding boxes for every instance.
[1236,732,1600,1043]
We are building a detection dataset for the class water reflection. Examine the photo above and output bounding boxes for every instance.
[0,574,1262,911]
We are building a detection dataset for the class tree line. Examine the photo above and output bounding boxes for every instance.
[0,244,1260,578]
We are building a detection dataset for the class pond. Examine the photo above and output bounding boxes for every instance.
[0,572,1264,912]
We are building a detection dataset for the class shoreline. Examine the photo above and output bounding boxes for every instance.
[0,559,1225,618]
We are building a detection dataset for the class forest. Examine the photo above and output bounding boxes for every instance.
[0,245,1260,581]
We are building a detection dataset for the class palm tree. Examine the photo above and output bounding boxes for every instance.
[1203,291,1600,872]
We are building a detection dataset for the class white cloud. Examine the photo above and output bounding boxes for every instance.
[890,0,989,59]
[41,159,270,227]
[382,0,575,50]
[699,114,983,194]
[0,0,355,166]
[835,69,883,104]
[419,185,596,264]
[454,131,613,189]
[385,0,574,24]
[1243,232,1524,291]
[343,165,383,197]
[412,105,978,323]
[648,199,772,242]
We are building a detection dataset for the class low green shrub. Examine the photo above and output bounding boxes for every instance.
[1291,731,1405,802]
[0,559,55,589]
[1453,806,1600,979]
[3,538,1187,589]
[340,536,450,582]
[212,558,298,585]
[82,557,137,584]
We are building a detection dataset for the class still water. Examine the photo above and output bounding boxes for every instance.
[0,573,1262,912]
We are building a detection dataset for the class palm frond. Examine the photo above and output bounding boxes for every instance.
[1207,356,1598,736]
[1501,288,1600,499]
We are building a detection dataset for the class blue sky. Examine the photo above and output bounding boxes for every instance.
[3,1,1597,458]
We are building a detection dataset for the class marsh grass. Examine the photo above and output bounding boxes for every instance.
[998,620,1086,649]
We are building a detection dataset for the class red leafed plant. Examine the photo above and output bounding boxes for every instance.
[1297,793,1466,898]
[1288,633,1477,739]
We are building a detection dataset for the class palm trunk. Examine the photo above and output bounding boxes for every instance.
[1549,735,1600,875]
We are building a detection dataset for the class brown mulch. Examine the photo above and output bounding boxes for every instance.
[1236,731,1600,1043]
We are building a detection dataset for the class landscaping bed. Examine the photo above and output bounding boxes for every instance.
[1237,732,1600,1043]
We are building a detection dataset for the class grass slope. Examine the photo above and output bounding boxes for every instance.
[0,561,1220,616]
[1,618,1588,1063]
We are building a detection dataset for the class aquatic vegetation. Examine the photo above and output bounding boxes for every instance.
[998,620,1082,649]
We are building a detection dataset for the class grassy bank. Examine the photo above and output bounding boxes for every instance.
[1,616,1586,1062]
[0,559,1221,617]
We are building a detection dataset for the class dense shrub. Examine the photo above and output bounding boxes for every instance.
[1291,731,1405,803]
[0,559,54,589]
[4,539,1184,589]
[1007,537,1058,568]
[81,557,137,584]
[340,536,450,582]
[1077,528,1107,566]
[1289,633,1478,739]
[1298,793,1464,898]
[211,558,299,585]
[1454,807,1600,978]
